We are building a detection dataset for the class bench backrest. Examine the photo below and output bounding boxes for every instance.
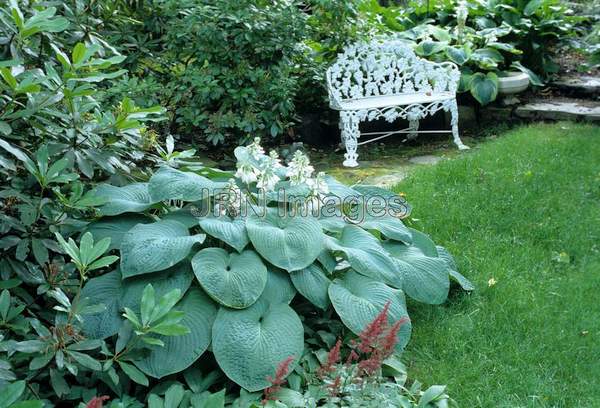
[326,40,459,105]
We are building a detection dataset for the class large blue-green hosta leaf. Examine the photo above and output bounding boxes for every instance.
[95,183,155,216]
[134,287,217,378]
[246,209,322,272]
[212,299,303,392]
[81,264,194,339]
[384,241,450,305]
[120,220,205,278]
[191,248,267,309]
[290,263,330,309]
[469,72,498,105]
[325,225,402,288]
[148,166,226,202]
[83,214,151,251]
[262,267,296,304]
[436,245,474,291]
[328,271,411,350]
[199,216,249,253]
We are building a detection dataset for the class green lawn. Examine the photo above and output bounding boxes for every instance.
[393,123,600,407]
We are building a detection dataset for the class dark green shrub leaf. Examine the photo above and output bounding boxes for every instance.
[134,288,217,378]
[81,265,193,339]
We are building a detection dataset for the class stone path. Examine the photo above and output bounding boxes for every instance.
[552,76,600,97]
[515,99,600,122]
[317,153,446,187]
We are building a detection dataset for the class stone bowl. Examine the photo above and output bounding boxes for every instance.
[498,71,530,95]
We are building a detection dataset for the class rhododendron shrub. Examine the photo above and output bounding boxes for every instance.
[81,138,473,391]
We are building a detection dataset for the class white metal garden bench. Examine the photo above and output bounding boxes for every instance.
[326,39,469,167]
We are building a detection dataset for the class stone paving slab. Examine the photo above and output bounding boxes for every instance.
[552,76,600,96]
[515,99,600,122]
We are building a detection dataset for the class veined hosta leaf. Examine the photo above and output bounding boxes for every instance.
[325,225,402,288]
[83,214,151,251]
[191,248,267,309]
[199,216,249,253]
[95,183,154,216]
[162,206,202,228]
[436,245,474,291]
[212,299,303,391]
[134,287,217,378]
[384,241,449,305]
[408,228,439,257]
[120,220,205,278]
[262,267,296,305]
[290,263,331,309]
[328,271,411,350]
[148,166,226,202]
[246,209,323,272]
[359,214,412,243]
[81,264,193,339]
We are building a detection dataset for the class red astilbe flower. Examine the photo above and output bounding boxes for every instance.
[262,356,295,405]
[317,339,342,379]
[86,396,109,408]
[355,303,409,376]
[356,302,390,353]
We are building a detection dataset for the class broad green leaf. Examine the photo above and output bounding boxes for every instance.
[511,61,544,86]
[120,220,205,278]
[290,263,330,309]
[436,246,475,291]
[212,299,303,391]
[199,216,249,253]
[446,46,469,65]
[135,288,217,379]
[0,380,25,407]
[328,270,411,350]
[261,267,296,305]
[164,384,185,408]
[469,72,498,105]
[95,183,155,216]
[246,209,323,272]
[360,213,412,243]
[66,350,101,371]
[83,215,151,251]
[524,0,543,15]
[325,225,402,288]
[81,265,194,339]
[408,228,438,257]
[415,41,448,57]
[191,248,267,309]
[148,166,226,202]
[384,241,450,305]
[118,361,148,386]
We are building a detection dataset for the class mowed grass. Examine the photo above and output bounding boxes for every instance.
[393,123,600,407]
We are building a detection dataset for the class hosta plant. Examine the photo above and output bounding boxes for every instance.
[81,138,473,392]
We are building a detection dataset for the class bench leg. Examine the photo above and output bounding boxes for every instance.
[408,119,419,140]
[449,99,469,150]
[340,112,360,167]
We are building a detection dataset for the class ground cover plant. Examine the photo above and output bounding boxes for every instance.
[394,123,600,407]
[0,131,472,405]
